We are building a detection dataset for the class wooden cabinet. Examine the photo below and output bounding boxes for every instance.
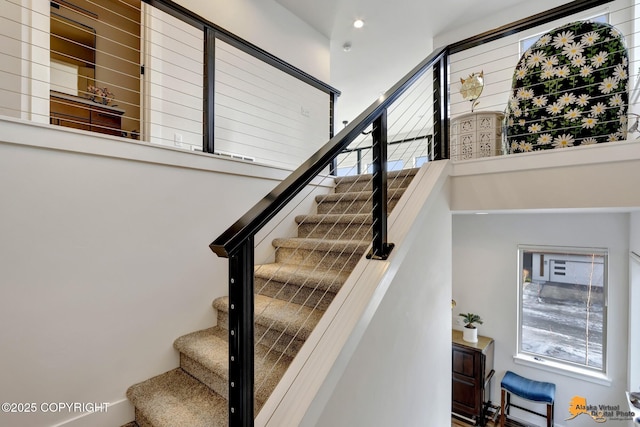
[50,91,124,136]
[452,330,495,426]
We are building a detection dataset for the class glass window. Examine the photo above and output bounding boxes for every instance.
[518,245,607,373]
[415,156,428,168]
[367,159,404,174]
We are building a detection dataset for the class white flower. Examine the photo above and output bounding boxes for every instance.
[552,30,575,49]
[542,56,559,70]
[537,133,552,145]
[532,96,548,107]
[581,31,600,46]
[528,123,542,133]
[613,64,628,80]
[571,56,586,67]
[536,34,552,47]
[508,117,515,126]
[517,88,535,100]
[599,77,619,94]
[519,142,534,152]
[576,94,590,107]
[553,134,575,148]
[558,92,577,106]
[519,119,526,126]
[579,65,594,77]
[546,102,563,115]
[562,42,584,59]
[590,102,606,116]
[565,108,581,121]
[510,141,520,151]
[541,68,555,80]
[513,108,523,118]
[526,50,547,68]
[554,65,571,78]
[609,93,623,107]
[581,117,597,128]
[509,97,520,110]
[515,67,528,80]
[608,133,620,142]
[582,137,598,145]
[591,51,609,68]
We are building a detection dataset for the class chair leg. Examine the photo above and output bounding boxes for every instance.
[547,403,553,427]
[500,389,506,427]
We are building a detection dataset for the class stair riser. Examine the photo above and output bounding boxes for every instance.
[181,353,228,400]
[316,198,401,215]
[297,222,371,240]
[216,312,305,359]
[275,246,364,271]
[135,408,154,427]
[255,277,336,311]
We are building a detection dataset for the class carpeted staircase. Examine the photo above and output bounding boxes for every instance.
[125,168,419,426]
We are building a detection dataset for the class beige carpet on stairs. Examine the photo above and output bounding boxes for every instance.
[125,168,419,426]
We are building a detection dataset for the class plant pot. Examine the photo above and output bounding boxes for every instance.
[463,326,478,343]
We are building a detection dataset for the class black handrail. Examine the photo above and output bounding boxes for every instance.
[210,47,448,258]
[209,1,619,425]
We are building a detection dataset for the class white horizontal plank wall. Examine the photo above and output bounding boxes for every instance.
[144,4,204,150]
[0,0,49,122]
[214,39,330,169]
[448,1,635,120]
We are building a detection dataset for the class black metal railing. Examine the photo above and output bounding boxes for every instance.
[209,0,615,425]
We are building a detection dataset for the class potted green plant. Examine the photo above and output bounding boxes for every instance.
[459,312,483,343]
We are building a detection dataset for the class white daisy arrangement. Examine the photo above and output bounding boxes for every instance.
[505,20,629,153]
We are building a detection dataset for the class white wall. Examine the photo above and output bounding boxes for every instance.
[144,5,204,149]
[214,40,330,169]
[176,0,329,82]
[453,212,630,427]
[0,118,331,427]
[311,178,452,427]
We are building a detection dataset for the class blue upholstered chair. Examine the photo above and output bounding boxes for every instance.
[500,371,556,427]
[504,20,629,153]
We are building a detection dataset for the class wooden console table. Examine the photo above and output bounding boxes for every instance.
[452,329,495,426]
[50,91,125,136]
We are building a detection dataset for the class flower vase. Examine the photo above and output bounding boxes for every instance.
[463,326,478,343]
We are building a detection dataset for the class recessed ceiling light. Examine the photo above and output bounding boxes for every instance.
[342,42,352,52]
[353,19,364,29]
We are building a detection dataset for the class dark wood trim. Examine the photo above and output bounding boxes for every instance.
[142,0,340,97]
[448,0,615,54]
[50,0,98,19]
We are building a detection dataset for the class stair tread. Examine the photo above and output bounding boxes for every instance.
[213,294,323,340]
[272,237,369,251]
[255,263,349,291]
[127,368,228,427]
[333,168,419,185]
[295,213,372,224]
[173,326,293,403]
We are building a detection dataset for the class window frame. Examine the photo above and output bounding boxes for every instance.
[516,244,609,381]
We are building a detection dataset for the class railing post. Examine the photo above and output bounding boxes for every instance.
[433,51,450,160]
[228,237,254,427]
[367,110,394,260]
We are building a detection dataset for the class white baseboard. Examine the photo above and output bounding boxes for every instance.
[51,398,134,427]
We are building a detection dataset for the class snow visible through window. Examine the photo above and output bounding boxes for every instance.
[518,246,607,373]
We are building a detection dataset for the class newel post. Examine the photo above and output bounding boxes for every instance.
[367,109,394,260]
[228,237,254,427]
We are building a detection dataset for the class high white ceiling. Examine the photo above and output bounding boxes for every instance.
[274,0,529,42]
